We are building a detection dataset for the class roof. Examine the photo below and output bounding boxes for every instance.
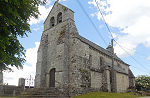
[129,69,135,78]
[105,62,127,74]
[74,34,130,66]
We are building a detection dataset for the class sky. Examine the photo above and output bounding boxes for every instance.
[3,0,150,86]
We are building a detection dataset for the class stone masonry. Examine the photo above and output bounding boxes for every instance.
[0,71,3,85]
[35,1,135,96]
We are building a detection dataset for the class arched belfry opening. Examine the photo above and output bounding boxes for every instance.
[50,17,55,28]
[49,68,56,87]
[57,12,62,24]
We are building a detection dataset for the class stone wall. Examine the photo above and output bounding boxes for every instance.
[44,2,74,31]
[69,34,130,93]
[0,72,3,85]
[0,85,23,97]
[116,73,129,92]
[18,78,25,87]
[35,32,48,88]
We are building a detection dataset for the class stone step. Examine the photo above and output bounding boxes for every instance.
[20,94,68,98]
[20,96,69,98]
[20,87,65,98]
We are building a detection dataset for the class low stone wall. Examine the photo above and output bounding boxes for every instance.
[0,85,24,96]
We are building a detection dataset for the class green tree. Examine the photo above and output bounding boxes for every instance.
[0,0,46,71]
[135,75,150,91]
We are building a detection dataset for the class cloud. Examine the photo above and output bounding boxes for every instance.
[29,0,68,25]
[29,5,52,25]
[147,56,150,61]
[33,27,40,32]
[3,42,40,86]
[88,0,150,57]
[59,0,67,1]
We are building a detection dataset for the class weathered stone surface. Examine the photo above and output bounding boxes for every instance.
[0,71,3,85]
[0,85,23,96]
[18,78,25,87]
[34,1,135,96]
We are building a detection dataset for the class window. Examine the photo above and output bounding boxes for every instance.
[117,63,120,67]
[89,55,92,65]
[57,12,62,24]
[50,17,55,27]
[100,57,104,66]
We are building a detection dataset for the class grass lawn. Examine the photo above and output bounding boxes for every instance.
[0,92,144,98]
[73,92,143,98]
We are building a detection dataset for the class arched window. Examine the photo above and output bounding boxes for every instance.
[50,17,55,27]
[57,12,62,24]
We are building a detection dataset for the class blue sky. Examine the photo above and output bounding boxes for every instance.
[3,0,150,85]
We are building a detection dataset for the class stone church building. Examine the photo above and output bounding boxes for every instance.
[35,1,135,95]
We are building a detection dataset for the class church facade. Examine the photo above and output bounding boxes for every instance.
[35,1,135,95]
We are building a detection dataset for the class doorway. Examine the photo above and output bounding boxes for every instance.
[49,68,56,87]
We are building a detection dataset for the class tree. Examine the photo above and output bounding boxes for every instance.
[0,0,46,71]
[135,75,150,91]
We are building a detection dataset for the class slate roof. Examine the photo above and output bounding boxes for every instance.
[105,62,127,74]
[129,69,135,78]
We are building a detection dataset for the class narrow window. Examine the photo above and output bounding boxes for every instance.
[57,12,62,24]
[50,17,55,27]
[117,63,120,67]
[100,57,104,66]
[89,55,92,65]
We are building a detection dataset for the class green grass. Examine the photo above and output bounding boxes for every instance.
[73,92,142,98]
[0,92,144,98]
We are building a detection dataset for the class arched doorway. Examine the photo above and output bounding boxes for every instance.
[49,68,56,87]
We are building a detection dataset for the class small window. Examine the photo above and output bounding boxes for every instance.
[100,57,104,66]
[89,55,92,65]
[117,63,122,69]
[50,17,55,27]
[57,12,62,24]
[117,63,120,67]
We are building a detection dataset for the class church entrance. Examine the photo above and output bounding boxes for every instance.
[49,68,55,87]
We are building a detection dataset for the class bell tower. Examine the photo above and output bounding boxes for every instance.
[35,1,78,88]
[44,1,74,31]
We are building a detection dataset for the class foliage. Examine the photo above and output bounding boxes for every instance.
[135,75,150,91]
[73,92,142,98]
[0,0,46,71]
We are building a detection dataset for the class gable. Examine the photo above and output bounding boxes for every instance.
[44,1,74,31]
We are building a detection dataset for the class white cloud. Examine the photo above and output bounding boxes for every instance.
[29,5,52,25]
[90,13,95,17]
[3,42,40,86]
[59,0,67,1]
[29,0,68,25]
[88,0,150,57]
[33,27,40,32]
[147,56,150,61]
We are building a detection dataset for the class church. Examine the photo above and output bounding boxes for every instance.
[35,1,135,95]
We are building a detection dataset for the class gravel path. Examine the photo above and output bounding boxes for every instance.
[137,97,150,98]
